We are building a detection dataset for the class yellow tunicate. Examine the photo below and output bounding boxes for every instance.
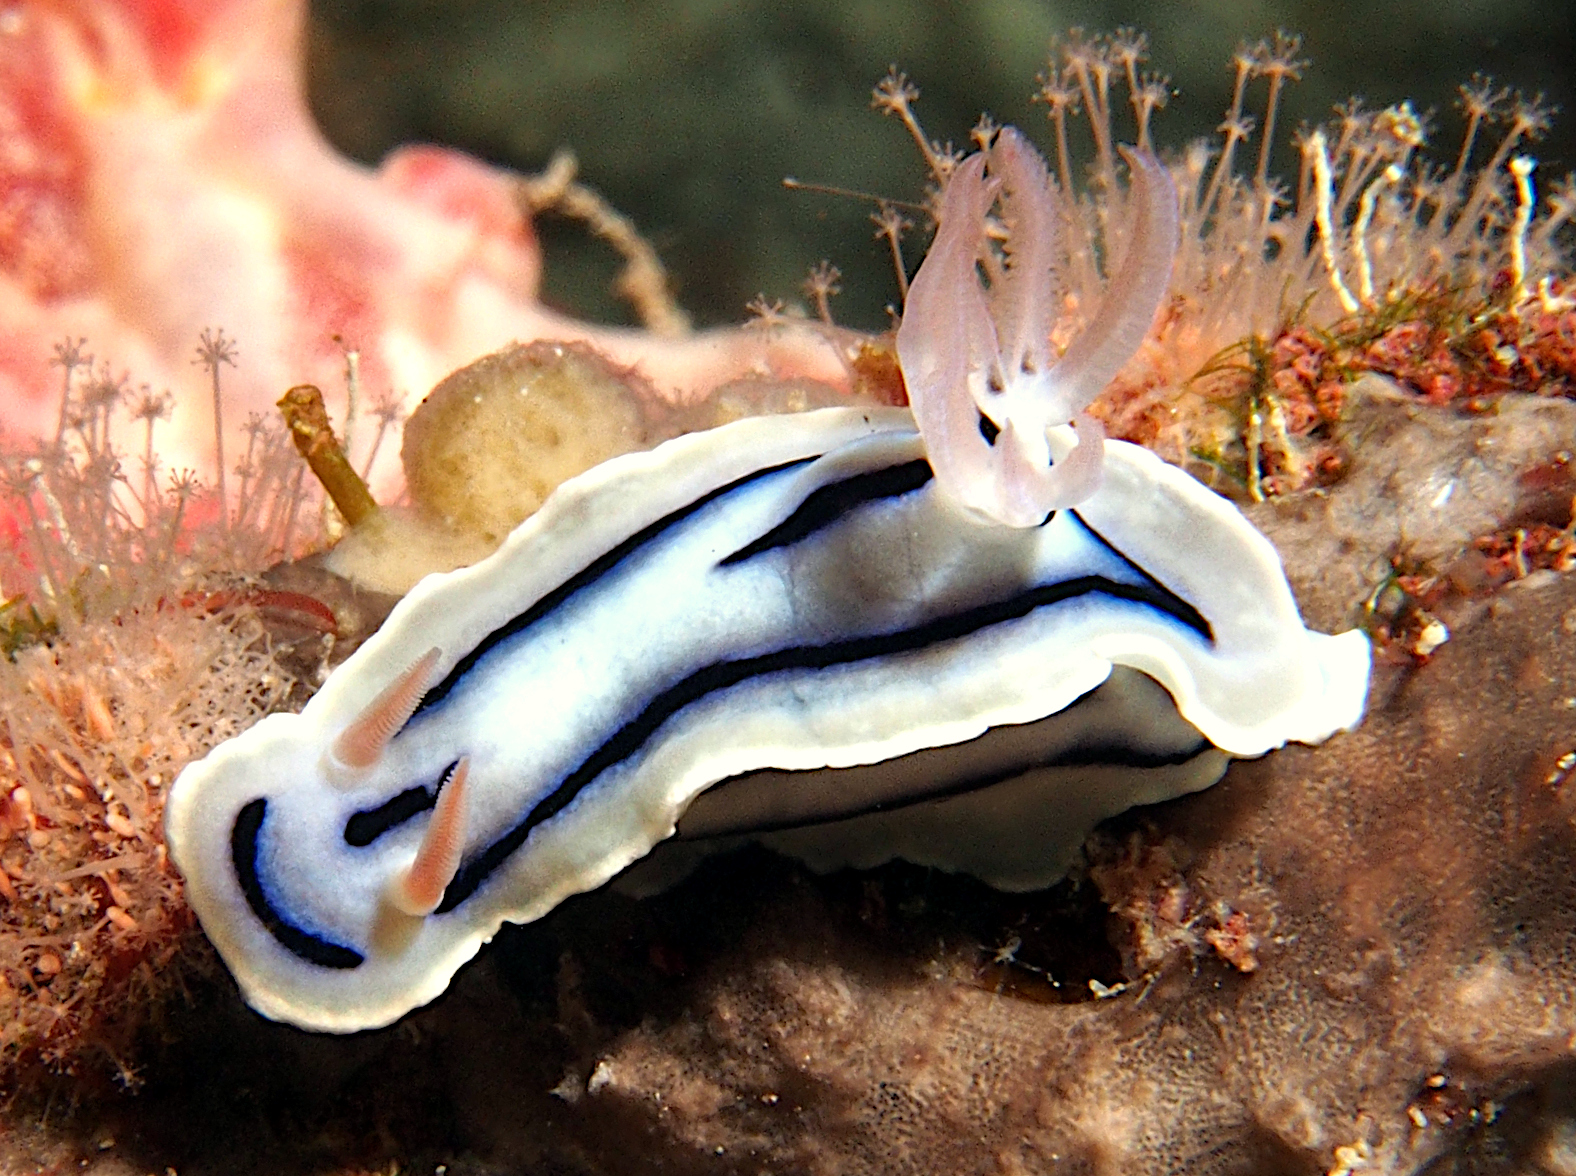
[402,341,666,547]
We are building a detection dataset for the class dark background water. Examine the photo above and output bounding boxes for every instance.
[306,0,1575,332]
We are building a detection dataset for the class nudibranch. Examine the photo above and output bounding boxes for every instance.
[166,128,1369,1032]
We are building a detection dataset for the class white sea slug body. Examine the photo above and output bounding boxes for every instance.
[166,128,1369,1032]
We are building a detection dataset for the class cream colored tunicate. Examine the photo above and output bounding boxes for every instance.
[402,340,664,546]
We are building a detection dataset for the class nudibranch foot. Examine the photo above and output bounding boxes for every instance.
[618,666,1230,896]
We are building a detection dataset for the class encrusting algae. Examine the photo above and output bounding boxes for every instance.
[0,31,1570,1168]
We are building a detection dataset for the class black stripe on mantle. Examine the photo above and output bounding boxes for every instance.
[435,556,1211,913]
[233,799,365,969]
[409,455,818,719]
[718,458,933,566]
